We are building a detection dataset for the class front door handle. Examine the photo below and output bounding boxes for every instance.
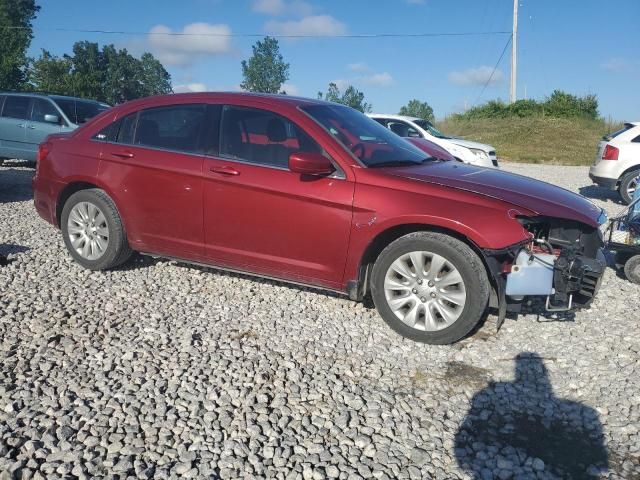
[210,165,240,176]
[111,151,135,159]
[17,123,26,128]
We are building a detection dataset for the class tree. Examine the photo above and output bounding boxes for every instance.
[29,42,172,104]
[240,37,289,94]
[0,0,40,90]
[318,82,372,113]
[138,53,172,98]
[29,50,73,95]
[399,99,435,123]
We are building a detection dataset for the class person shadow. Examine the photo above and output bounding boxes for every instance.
[454,353,609,479]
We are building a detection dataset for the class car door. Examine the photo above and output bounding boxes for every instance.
[202,104,354,289]
[0,95,32,160]
[25,98,66,155]
[96,103,210,260]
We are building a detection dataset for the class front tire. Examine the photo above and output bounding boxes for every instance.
[61,189,132,270]
[370,232,490,344]
[619,170,639,205]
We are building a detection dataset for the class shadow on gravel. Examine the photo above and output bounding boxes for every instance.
[0,244,30,265]
[455,353,609,479]
[579,185,624,204]
[0,166,34,203]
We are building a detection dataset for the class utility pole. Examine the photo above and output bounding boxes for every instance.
[510,0,518,103]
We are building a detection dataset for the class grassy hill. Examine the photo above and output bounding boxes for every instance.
[436,116,623,166]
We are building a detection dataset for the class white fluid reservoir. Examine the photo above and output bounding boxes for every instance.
[505,250,556,296]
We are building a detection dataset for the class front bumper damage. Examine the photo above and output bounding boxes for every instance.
[483,216,607,329]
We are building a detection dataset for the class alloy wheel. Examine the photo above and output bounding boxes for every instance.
[67,201,110,260]
[383,251,467,331]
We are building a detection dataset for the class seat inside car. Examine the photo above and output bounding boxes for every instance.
[265,118,289,168]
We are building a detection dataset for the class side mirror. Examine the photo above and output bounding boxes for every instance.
[289,152,334,176]
[44,114,60,124]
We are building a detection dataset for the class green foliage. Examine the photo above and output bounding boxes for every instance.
[437,116,621,166]
[240,37,290,94]
[29,42,172,104]
[399,99,434,122]
[453,90,599,121]
[0,0,40,90]
[318,82,372,113]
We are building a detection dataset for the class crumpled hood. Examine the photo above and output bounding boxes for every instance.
[387,161,604,227]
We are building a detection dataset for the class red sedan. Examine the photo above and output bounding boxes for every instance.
[32,93,606,344]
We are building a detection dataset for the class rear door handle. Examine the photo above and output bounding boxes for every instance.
[111,151,135,159]
[210,165,240,176]
[27,125,36,129]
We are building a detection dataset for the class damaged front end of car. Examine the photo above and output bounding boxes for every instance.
[484,212,608,328]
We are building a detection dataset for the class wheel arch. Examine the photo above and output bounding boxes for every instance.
[350,223,497,301]
[618,164,640,185]
[56,182,101,227]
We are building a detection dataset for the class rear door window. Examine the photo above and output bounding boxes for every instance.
[117,113,137,144]
[134,104,207,154]
[31,98,60,123]
[0,95,5,114]
[2,96,31,120]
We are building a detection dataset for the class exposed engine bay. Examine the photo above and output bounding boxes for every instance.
[486,216,607,317]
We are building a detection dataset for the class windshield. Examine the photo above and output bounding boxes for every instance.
[301,104,432,167]
[414,119,449,139]
[55,98,110,125]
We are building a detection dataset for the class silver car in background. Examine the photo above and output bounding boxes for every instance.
[0,93,109,165]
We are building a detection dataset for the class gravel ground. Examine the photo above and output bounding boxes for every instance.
[0,160,638,480]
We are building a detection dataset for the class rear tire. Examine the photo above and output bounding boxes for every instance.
[370,232,490,344]
[624,255,640,284]
[61,189,132,270]
[618,170,640,205]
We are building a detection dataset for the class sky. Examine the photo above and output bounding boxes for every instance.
[28,0,640,120]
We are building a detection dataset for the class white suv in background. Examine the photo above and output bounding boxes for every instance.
[368,114,498,168]
[589,122,640,204]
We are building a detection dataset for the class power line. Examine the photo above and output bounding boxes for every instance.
[2,25,512,39]
[473,34,512,106]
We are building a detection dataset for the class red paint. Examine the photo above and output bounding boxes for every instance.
[32,93,603,293]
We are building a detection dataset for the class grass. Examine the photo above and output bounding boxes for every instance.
[436,116,624,165]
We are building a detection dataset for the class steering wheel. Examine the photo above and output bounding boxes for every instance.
[350,143,366,159]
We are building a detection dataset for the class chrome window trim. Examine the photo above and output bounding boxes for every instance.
[90,138,211,160]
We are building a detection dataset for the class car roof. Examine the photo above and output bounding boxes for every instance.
[117,91,337,110]
[0,91,103,104]
[367,113,423,123]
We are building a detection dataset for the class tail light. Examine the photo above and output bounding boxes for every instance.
[37,142,52,163]
[602,145,619,160]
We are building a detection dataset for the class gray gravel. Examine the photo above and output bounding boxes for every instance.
[1,159,639,479]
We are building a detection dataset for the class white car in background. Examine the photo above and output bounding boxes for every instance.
[589,122,640,204]
[368,114,498,168]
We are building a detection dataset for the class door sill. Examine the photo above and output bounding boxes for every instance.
[139,252,349,298]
